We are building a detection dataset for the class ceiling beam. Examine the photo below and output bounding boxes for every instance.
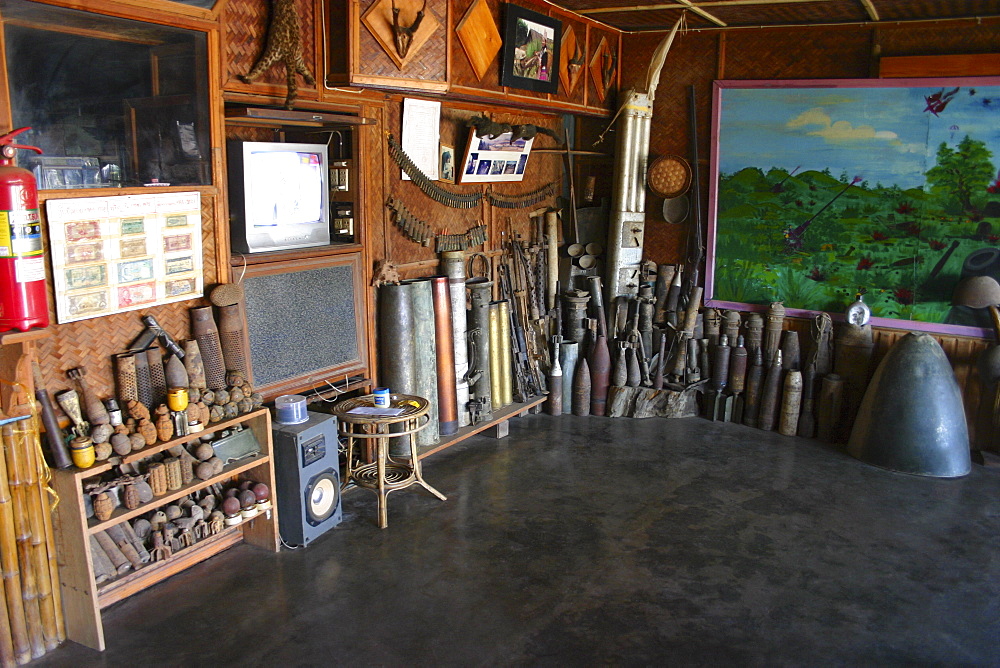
[859,0,880,21]
[673,0,726,26]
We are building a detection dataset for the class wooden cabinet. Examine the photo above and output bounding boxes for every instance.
[51,408,279,652]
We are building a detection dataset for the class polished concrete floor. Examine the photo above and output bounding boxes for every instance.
[38,415,1000,666]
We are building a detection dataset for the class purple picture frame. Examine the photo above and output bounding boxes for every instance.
[706,76,1000,339]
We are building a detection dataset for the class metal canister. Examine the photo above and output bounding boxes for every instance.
[441,251,471,427]
[742,346,765,427]
[546,340,562,415]
[467,278,493,421]
[703,308,721,347]
[780,330,800,371]
[653,264,675,326]
[562,290,590,344]
[559,340,579,414]
[724,310,741,347]
[572,356,591,416]
[816,373,845,443]
[764,301,785,367]
[757,349,784,431]
[496,299,514,407]
[778,369,802,436]
[589,331,611,416]
[745,313,764,356]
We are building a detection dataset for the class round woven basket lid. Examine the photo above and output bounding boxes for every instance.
[647,154,692,198]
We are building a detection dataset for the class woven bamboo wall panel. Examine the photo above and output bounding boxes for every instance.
[623,30,719,268]
[356,0,447,81]
[876,19,1000,57]
[722,26,872,80]
[223,0,319,98]
[33,195,217,406]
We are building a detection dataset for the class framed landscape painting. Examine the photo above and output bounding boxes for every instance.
[706,76,1000,337]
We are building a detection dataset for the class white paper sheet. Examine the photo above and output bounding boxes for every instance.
[401,98,441,181]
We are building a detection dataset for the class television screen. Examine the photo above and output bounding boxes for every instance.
[246,149,324,228]
[228,141,331,254]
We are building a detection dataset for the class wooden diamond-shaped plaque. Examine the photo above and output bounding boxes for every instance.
[559,24,583,94]
[456,0,501,81]
[361,0,440,70]
[590,36,613,103]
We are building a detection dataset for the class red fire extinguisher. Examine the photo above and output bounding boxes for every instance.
[0,127,48,333]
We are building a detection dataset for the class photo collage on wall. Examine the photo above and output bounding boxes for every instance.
[458,128,534,184]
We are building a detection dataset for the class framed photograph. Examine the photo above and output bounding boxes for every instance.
[500,4,560,94]
[458,128,534,184]
[439,144,456,183]
[706,76,1000,338]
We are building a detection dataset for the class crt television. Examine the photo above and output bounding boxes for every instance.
[228,140,331,253]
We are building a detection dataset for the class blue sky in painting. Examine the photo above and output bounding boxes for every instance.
[717,83,1000,190]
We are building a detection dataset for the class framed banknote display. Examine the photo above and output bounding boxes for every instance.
[45,191,203,323]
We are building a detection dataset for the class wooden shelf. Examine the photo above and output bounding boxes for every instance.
[97,526,244,608]
[78,409,268,478]
[416,396,547,460]
[52,408,279,652]
[0,328,51,346]
[225,106,376,128]
[86,452,268,533]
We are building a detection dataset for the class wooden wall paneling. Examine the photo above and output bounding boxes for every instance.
[879,53,1000,78]
[207,26,231,284]
[359,99,387,385]
[324,0,350,83]
[222,0,320,106]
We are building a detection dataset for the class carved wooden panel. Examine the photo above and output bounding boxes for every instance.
[356,0,447,84]
[585,26,618,112]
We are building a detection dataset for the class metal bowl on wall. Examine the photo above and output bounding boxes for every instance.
[662,195,690,224]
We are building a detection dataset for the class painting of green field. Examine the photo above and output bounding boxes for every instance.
[707,78,1000,331]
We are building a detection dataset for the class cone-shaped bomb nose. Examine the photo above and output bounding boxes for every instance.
[848,333,970,478]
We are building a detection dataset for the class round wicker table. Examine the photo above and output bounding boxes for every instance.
[332,393,446,529]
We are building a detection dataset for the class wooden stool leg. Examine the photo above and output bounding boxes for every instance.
[407,419,447,502]
[376,428,389,529]
[340,426,355,490]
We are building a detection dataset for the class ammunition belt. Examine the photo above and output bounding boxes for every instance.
[386,197,488,252]
[387,134,483,209]
[486,182,557,209]
[388,134,558,210]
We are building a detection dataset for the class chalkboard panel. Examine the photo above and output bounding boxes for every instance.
[242,252,367,397]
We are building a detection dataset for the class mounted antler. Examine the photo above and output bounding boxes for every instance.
[392,0,427,58]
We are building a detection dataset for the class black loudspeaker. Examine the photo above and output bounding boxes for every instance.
[272,411,343,546]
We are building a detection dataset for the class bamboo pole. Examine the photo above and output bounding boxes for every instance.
[11,419,59,651]
[32,436,63,644]
[0,424,30,664]
[0,573,15,668]
[2,424,43,660]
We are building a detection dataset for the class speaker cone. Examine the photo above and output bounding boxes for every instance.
[306,470,340,525]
